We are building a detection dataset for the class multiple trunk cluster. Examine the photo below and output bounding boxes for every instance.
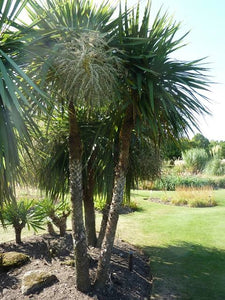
[69,101,134,291]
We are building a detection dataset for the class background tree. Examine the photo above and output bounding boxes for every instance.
[161,139,183,161]
[191,133,210,153]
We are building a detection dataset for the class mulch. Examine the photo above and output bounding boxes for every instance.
[0,232,152,299]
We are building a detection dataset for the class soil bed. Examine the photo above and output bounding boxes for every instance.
[0,232,152,299]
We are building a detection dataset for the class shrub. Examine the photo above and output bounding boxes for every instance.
[94,196,106,212]
[94,196,139,213]
[173,160,186,174]
[125,200,139,211]
[152,173,225,191]
[204,158,225,176]
[182,148,209,173]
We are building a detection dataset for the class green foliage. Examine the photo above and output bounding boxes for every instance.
[94,196,139,213]
[0,0,48,204]
[191,134,210,151]
[161,134,214,162]
[161,139,182,161]
[37,197,70,220]
[153,174,225,191]
[218,142,225,159]
[204,158,225,176]
[209,140,225,159]
[94,196,107,212]
[125,135,161,202]
[2,199,44,232]
[36,197,71,236]
[126,200,139,212]
[182,148,209,173]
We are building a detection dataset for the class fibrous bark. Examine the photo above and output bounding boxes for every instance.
[94,104,134,288]
[50,211,70,237]
[96,201,111,249]
[68,101,90,292]
[47,222,56,236]
[15,227,23,244]
[83,151,97,247]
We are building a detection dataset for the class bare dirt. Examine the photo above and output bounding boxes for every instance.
[0,232,152,299]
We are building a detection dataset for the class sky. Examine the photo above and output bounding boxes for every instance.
[121,0,225,141]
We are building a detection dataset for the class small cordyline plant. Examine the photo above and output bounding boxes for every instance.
[37,198,71,237]
[1,199,44,244]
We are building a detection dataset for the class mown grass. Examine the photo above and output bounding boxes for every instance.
[116,189,225,299]
[1,189,225,299]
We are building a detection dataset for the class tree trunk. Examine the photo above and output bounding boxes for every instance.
[68,101,91,292]
[59,214,68,237]
[94,104,134,288]
[83,186,97,247]
[97,140,117,249]
[50,212,70,237]
[96,200,111,249]
[14,225,23,244]
[47,222,56,236]
[83,151,97,247]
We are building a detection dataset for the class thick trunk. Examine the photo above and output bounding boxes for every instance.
[83,151,97,247]
[68,101,90,292]
[50,212,70,237]
[14,225,23,244]
[59,216,67,237]
[84,188,97,247]
[94,104,134,288]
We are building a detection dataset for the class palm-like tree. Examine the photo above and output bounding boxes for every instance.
[0,0,46,207]
[23,0,210,291]
[26,0,122,291]
[94,0,210,287]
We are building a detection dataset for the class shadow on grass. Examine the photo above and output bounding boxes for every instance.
[134,206,145,213]
[143,242,225,300]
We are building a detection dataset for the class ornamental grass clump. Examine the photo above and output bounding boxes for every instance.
[204,158,225,176]
[182,148,209,173]
[171,186,217,207]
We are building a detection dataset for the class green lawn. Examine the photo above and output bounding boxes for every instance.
[116,189,225,299]
[1,189,225,299]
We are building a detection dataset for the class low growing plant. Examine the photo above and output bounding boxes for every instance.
[37,198,71,236]
[171,186,217,207]
[94,196,139,213]
[2,199,44,244]
[94,196,106,212]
